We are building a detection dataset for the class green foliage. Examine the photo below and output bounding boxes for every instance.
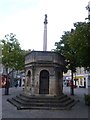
[55,30,77,72]
[55,22,90,71]
[55,21,90,95]
[68,22,90,70]
[1,33,25,71]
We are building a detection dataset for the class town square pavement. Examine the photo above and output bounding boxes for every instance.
[0,86,89,119]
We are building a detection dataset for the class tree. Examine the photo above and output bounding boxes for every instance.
[68,22,90,71]
[55,21,90,95]
[55,30,77,95]
[1,33,25,75]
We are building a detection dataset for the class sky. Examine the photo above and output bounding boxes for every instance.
[0,0,89,51]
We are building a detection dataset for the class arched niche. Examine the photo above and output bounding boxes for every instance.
[39,70,49,94]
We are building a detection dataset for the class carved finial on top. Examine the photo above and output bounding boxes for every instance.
[86,5,90,12]
[44,14,48,24]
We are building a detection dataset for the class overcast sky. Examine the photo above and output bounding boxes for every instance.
[0,0,89,51]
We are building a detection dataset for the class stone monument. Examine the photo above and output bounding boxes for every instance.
[24,15,67,96]
[7,15,77,110]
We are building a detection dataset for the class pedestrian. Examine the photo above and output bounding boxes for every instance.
[5,76,10,95]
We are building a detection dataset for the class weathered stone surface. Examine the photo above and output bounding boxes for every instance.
[24,51,66,96]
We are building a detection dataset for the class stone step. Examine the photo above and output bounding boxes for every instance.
[7,94,78,110]
[16,94,70,103]
[7,98,72,110]
[7,98,23,110]
[9,96,74,107]
[19,93,66,100]
[66,100,79,110]
[12,97,68,106]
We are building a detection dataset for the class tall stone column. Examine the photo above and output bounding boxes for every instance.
[43,14,48,51]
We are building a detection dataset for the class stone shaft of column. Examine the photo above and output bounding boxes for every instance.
[43,24,47,51]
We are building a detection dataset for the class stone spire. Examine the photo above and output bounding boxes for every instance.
[43,14,48,51]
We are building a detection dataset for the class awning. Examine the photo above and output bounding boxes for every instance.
[74,76,84,79]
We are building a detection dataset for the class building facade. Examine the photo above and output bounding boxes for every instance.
[63,67,90,88]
